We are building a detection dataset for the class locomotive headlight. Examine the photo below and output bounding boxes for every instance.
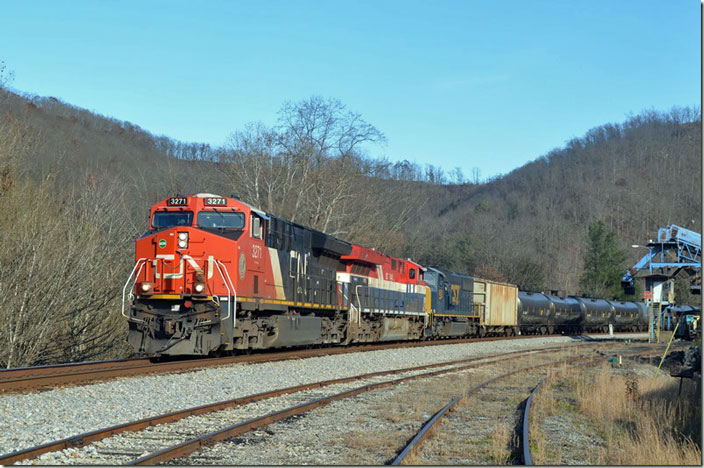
[177,232,188,249]
[194,282,206,294]
[140,282,153,293]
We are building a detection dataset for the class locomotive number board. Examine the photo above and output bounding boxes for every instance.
[167,197,188,206]
[204,197,227,206]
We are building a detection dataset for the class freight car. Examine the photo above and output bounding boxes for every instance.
[123,193,648,357]
[514,292,647,335]
[423,268,518,337]
[607,300,643,332]
[516,292,583,335]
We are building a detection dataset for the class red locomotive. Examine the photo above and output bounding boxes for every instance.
[123,193,429,355]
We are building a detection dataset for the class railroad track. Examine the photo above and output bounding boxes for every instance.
[392,346,682,465]
[519,351,684,466]
[0,333,642,393]
[1,343,601,465]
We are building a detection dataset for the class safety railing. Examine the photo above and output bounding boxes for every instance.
[214,259,236,323]
[121,256,237,327]
[122,258,148,323]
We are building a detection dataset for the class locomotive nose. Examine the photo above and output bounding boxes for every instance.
[153,230,179,255]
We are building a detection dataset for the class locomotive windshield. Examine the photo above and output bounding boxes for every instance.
[197,211,245,229]
[424,270,438,288]
[152,211,193,229]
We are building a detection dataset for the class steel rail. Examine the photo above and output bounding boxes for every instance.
[0,333,638,393]
[0,358,152,379]
[0,338,498,392]
[126,346,609,466]
[391,345,676,466]
[520,349,675,466]
[389,357,593,465]
[0,345,582,465]
[521,381,543,466]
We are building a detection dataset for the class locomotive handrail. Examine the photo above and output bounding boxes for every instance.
[214,259,236,323]
[354,284,363,314]
[121,258,148,323]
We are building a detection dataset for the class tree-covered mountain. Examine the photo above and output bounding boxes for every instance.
[0,81,699,366]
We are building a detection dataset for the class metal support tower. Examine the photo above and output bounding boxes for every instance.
[622,225,701,343]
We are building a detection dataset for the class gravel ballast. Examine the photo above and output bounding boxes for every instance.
[0,334,645,457]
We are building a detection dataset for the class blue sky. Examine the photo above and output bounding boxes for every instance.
[0,0,700,180]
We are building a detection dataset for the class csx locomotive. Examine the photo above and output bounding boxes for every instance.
[123,194,647,356]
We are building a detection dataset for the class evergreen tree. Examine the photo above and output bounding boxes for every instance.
[579,220,628,299]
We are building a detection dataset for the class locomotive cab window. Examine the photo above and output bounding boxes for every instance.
[424,270,437,287]
[409,268,416,280]
[152,211,193,229]
[251,215,262,239]
[196,211,245,229]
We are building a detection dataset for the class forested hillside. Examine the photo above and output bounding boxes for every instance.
[0,80,700,366]
[402,108,701,294]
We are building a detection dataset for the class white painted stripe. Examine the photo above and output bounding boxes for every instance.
[336,271,425,294]
[207,256,214,279]
[268,247,286,300]
[183,254,203,273]
[336,272,351,283]
[152,254,205,279]
[362,308,425,316]
[153,259,184,279]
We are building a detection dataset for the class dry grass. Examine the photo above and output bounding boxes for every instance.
[338,347,602,465]
[338,430,387,450]
[489,422,512,464]
[378,373,477,424]
[528,384,551,464]
[399,449,420,466]
[531,363,701,465]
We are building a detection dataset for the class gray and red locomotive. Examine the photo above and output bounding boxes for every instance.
[124,193,647,356]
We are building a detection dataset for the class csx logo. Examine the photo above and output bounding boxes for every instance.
[450,284,461,305]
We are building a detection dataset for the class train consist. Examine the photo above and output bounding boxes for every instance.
[123,193,648,356]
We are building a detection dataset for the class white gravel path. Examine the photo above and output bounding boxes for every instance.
[0,334,645,456]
